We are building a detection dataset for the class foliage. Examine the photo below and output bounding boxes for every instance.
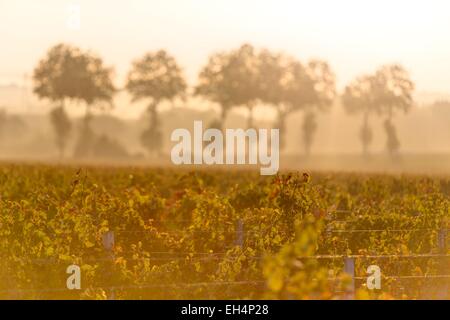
[126,50,186,104]
[0,165,448,300]
[33,43,115,107]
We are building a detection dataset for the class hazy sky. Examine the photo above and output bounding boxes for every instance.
[2,0,450,95]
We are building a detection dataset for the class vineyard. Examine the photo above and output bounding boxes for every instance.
[0,164,448,300]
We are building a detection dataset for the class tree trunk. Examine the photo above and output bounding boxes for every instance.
[148,101,158,133]
[143,100,162,157]
[384,117,400,158]
[302,111,317,157]
[247,105,254,129]
[220,107,228,132]
[58,99,65,160]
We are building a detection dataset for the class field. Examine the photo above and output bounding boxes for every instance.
[0,164,448,299]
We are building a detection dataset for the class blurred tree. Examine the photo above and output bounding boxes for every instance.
[256,50,291,149]
[374,64,414,157]
[33,44,77,156]
[280,59,315,151]
[232,44,260,128]
[301,60,336,156]
[196,51,231,130]
[342,75,378,156]
[126,50,186,156]
[73,51,115,158]
[264,56,335,153]
[33,44,82,104]
[33,43,115,158]
[196,44,260,130]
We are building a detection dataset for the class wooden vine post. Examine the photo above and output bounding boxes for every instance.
[343,257,355,300]
[102,230,115,300]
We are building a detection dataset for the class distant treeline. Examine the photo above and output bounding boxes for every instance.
[27,43,423,159]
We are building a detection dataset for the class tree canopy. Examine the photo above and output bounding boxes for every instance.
[33,43,115,158]
[373,64,414,119]
[33,43,115,107]
[126,50,186,155]
[195,44,260,124]
[126,50,186,104]
[342,75,378,115]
